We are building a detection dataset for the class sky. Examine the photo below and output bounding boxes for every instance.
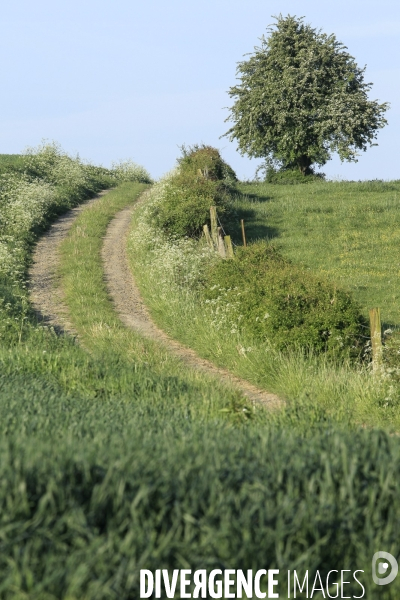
[1,0,399,181]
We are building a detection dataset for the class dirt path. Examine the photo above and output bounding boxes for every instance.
[102,195,282,410]
[29,190,282,410]
[28,191,109,336]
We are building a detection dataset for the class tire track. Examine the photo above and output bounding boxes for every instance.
[102,195,283,410]
[28,191,109,336]
[29,189,282,410]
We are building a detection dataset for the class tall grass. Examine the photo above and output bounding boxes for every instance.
[127,176,400,430]
[2,417,400,598]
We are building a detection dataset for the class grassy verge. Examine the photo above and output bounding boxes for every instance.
[127,181,399,431]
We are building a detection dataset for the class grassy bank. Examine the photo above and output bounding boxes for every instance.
[127,177,398,430]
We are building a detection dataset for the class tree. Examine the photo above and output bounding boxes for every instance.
[223,15,389,175]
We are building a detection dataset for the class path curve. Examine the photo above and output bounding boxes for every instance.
[29,189,282,410]
[102,194,282,410]
[28,191,109,336]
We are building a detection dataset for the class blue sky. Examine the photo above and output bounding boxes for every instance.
[1,0,399,180]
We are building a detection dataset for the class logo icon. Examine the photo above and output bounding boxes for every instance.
[372,552,398,585]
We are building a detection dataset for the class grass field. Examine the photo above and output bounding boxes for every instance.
[235,180,400,328]
[3,145,400,597]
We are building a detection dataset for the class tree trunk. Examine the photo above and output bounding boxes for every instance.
[297,155,312,175]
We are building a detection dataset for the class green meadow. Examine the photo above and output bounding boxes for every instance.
[235,180,400,328]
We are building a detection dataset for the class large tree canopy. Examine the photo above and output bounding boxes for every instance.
[224,15,389,174]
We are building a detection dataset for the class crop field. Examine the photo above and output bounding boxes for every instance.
[2,144,400,598]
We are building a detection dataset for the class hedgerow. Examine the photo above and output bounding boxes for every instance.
[150,146,235,237]
[110,159,153,183]
[0,144,110,283]
[138,159,366,360]
[204,241,367,359]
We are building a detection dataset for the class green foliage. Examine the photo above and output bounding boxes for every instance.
[204,241,366,358]
[257,163,325,184]
[381,331,400,388]
[110,159,153,183]
[2,411,400,597]
[151,146,235,238]
[23,141,113,203]
[178,144,237,183]
[0,154,26,175]
[151,172,229,237]
[224,15,389,174]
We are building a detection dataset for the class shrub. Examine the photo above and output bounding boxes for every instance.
[151,147,237,238]
[203,241,366,358]
[151,171,230,238]
[256,162,325,184]
[178,144,237,184]
[111,159,153,184]
[23,141,110,202]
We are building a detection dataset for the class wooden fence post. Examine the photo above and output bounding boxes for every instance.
[210,206,218,246]
[369,307,382,371]
[203,224,213,249]
[240,219,247,247]
[224,235,234,259]
[217,227,226,258]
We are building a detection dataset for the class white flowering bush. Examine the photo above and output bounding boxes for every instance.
[130,177,217,301]
[0,176,57,238]
[0,141,119,344]
[23,141,113,202]
[203,284,244,333]
[111,159,152,184]
[0,142,116,284]
[0,242,16,277]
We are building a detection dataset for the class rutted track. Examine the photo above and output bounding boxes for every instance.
[102,194,282,410]
[29,190,282,409]
[29,191,109,336]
